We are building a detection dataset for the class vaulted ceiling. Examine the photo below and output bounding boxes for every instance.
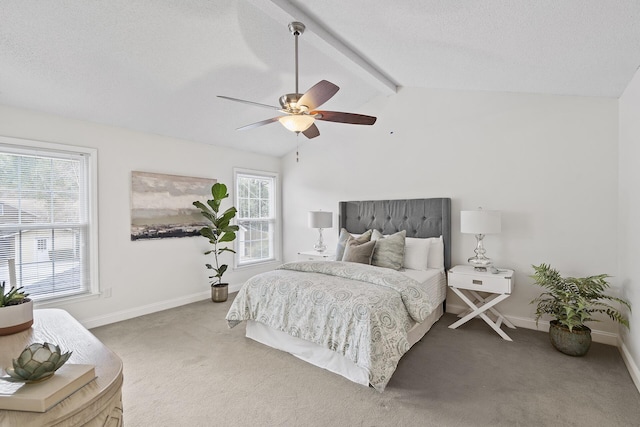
[2,1,640,157]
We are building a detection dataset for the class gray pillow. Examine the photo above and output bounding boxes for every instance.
[342,239,376,265]
[371,229,406,270]
[335,228,372,261]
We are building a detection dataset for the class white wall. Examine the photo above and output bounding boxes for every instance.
[0,104,281,328]
[282,87,620,339]
[619,67,640,389]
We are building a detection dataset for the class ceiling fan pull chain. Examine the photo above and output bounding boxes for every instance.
[296,132,300,162]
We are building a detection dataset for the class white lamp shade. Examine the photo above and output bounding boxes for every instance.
[279,115,315,132]
[461,210,501,234]
[308,211,333,229]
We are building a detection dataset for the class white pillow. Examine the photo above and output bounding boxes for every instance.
[404,237,431,271]
[426,236,444,270]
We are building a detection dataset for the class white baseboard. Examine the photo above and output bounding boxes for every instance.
[82,281,244,330]
[445,303,619,346]
[618,338,640,395]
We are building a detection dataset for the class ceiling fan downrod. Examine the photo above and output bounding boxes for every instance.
[288,22,305,96]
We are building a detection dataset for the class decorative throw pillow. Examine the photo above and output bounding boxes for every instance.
[342,239,376,265]
[371,229,406,270]
[335,228,372,261]
[404,237,431,271]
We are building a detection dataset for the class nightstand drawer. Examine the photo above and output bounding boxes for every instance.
[448,265,513,294]
[449,274,511,293]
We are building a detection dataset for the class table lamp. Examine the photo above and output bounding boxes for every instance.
[460,208,501,271]
[308,211,333,252]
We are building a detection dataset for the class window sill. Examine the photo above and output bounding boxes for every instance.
[34,291,101,308]
[235,259,281,271]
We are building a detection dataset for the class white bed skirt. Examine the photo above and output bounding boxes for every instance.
[246,303,445,387]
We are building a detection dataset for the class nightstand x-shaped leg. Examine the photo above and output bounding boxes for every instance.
[448,287,515,341]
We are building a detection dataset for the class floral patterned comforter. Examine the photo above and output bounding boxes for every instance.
[226,261,435,391]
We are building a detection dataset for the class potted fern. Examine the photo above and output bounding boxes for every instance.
[0,281,33,336]
[530,263,631,356]
[193,182,238,302]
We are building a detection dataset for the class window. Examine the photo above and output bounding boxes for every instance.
[0,136,98,301]
[235,169,278,266]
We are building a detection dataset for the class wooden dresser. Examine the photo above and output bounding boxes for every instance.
[0,309,124,426]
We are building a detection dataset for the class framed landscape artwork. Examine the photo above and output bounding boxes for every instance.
[130,171,216,240]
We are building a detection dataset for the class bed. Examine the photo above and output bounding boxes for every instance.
[226,198,451,391]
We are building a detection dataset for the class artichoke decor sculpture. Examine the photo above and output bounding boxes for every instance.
[4,342,72,382]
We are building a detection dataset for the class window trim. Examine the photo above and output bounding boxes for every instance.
[233,167,281,269]
[0,135,100,302]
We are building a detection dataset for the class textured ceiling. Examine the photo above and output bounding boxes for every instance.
[2,1,640,157]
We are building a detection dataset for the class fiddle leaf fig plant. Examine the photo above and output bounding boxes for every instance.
[193,183,239,286]
[530,263,631,332]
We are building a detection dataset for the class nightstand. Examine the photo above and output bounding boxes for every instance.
[447,265,516,341]
[297,250,335,261]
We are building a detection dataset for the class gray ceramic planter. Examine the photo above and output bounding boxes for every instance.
[549,320,592,356]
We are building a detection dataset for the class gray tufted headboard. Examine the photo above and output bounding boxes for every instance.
[338,198,452,270]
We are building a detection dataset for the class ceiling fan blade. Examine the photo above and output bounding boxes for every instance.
[312,111,377,125]
[302,123,320,139]
[236,117,280,131]
[298,80,339,110]
[218,95,280,110]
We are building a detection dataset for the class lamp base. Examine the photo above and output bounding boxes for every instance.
[468,233,493,271]
[468,255,493,271]
[313,244,327,253]
[314,228,327,252]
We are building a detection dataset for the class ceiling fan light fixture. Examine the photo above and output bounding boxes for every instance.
[278,115,315,132]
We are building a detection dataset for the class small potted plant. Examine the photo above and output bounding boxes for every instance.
[530,263,631,356]
[193,183,239,302]
[0,281,33,336]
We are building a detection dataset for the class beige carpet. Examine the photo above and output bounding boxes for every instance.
[91,297,640,427]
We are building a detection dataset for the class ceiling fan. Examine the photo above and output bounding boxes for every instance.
[218,22,377,139]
